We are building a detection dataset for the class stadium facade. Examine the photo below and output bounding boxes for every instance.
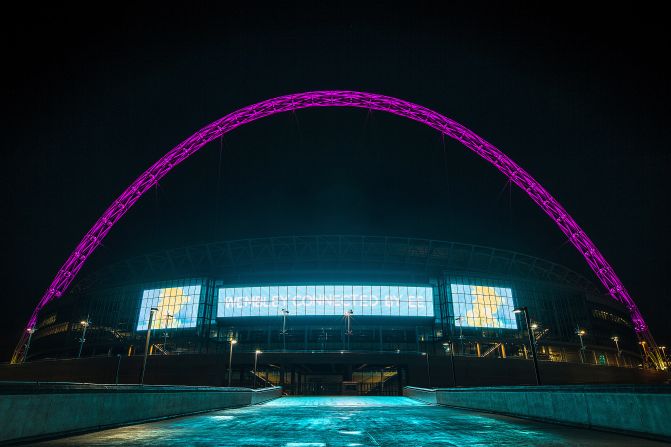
[27,235,643,376]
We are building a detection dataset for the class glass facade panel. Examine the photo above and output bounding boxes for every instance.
[450,283,517,329]
[137,284,201,330]
[216,284,434,317]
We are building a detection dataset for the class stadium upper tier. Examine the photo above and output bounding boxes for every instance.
[71,235,600,295]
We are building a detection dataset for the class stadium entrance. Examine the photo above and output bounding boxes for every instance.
[253,362,403,396]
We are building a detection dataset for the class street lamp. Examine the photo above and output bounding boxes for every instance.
[280,309,289,351]
[660,346,668,369]
[254,349,262,389]
[513,306,541,385]
[162,313,173,354]
[22,328,35,363]
[140,307,158,385]
[78,316,91,358]
[454,316,464,355]
[344,309,353,350]
[227,339,237,387]
[611,336,621,367]
[443,341,457,387]
[422,352,431,388]
[575,328,586,363]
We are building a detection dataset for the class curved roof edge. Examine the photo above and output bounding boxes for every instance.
[70,235,602,295]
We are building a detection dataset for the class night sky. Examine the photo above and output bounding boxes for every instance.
[3,3,669,360]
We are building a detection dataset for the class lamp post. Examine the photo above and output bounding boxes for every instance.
[227,339,237,387]
[162,313,173,354]
[660,346,667,368]
[254,349,262,389]
[513,306,541,385]
[454,316,464,355]
[22,328,35,363]
[422,352,431,388]
[140,307,158,385]
[115,354,122,385]
[611,336,621,367]
[345,309,353,350]
[575,328,586,363]
[280,309,289,351]
[444,342,457,387]
[78,315,90,358]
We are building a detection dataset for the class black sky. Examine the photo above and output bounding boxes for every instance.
[2,2,670,360]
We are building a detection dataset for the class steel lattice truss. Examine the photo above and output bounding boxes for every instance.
[12,91,664,368]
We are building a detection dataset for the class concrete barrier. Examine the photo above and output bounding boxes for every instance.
[0,382,281,445]
[403,386,437,404]
[404,385,671,441]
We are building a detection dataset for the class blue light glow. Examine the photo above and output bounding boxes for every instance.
[217,285,434,317]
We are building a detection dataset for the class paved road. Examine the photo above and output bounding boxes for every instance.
[36,396,667,446]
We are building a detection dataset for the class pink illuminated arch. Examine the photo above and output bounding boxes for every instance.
[12,90,663,367]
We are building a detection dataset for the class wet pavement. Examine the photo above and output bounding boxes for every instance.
[35,396,667,446]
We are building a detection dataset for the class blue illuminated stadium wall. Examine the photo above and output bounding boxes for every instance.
[132,280,522,329]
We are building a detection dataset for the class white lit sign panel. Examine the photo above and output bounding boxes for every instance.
[217,285,434,317]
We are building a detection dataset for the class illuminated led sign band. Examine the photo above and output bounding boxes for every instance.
[137,285,201,330]
[217,285,434,317]
[451,284,517,329]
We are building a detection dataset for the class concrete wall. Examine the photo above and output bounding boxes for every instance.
[0,382,281,445]
[404,385,671,441]
[0,353,667,388]
[403,386,437,404]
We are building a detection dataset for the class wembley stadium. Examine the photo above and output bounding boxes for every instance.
[18,234,653,392]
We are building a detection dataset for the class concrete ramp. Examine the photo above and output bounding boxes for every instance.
[32,394,668,446]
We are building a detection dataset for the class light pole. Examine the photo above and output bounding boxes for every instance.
[345,309,353,350]
[78,316,90,358]
[22,328,35,363]
[575,329,586,363]
[280,309,289,351]
[660,346,667,368]
[115,354,122,385]
[227,338,237,387]
[140,307,158,385]
[513,306,541,385]
[611,336,621,367]
[530,323,538,346]
[254,349,262,389]
[455,316,464,355]
[422,352,431,388]
[162,313,173,353]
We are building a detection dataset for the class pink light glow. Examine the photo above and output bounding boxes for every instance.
[12,90,660,364]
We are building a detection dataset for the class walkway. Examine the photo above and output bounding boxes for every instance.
[36,396,666,446]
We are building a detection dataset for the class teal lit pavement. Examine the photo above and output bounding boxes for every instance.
[36,396,667,446]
